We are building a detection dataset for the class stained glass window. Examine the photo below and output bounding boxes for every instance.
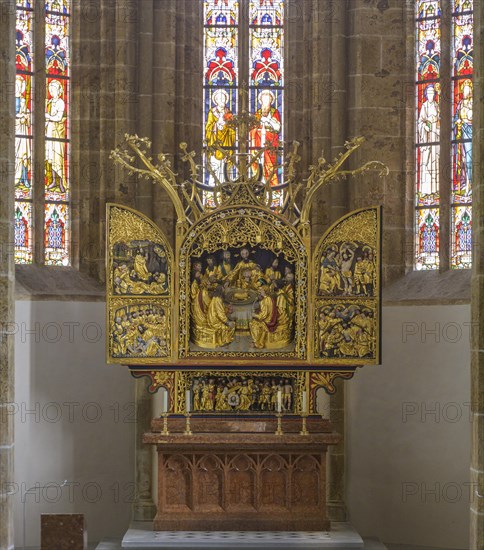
[249,0,284,208]
[203,0,285,209]
[45,0,70,265]
[415,0,441,270]
[451,0,473,269]
[203,0,239,206]
[15,0,34,263]
[415,0,473,270]
[14,0,71,265]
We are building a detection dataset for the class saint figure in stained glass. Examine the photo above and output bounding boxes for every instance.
[250,89,281,186]
[45,79,66,193]
[205,88,236,185]
[15,75,31,189]
[453,79,473,194]
[417,84,440,196]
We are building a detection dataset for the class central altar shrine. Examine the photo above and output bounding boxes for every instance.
[105,96,386,531]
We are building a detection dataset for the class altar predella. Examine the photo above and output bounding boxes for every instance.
[106,110,387,416]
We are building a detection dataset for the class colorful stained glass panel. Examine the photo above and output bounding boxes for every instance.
[45,79,69,200]
[416,208,440,270]
[45,0,69,14]
[204,27,238,86]
[249,1,284,202]
[417,20,441,81]
[249,0,284,25]
[203,0,239,194]
[16,7,33,72]
[454,0,473,13]
[451,0,472,267]
[417,0,441,18]
[250,28,284,87]
[44,202,69,265]
[205,0,238,26]
[451,206,472,268]
[15,138,33,198]
[46,12,70,77]
[14,202,33,264]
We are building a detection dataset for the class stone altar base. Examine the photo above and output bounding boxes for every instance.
[144,417,340,532]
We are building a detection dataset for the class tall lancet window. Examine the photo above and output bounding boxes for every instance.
[415,0,473,270]
[203,0,284,209]
[15,0,71,265]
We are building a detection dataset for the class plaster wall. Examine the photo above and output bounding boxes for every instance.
[347,304,471,550]
[13,301,135,548]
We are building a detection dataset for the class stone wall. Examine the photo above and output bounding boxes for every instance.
[471,0,484,547]
[0,1,16,547]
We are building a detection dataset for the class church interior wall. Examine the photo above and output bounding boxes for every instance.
[13,301,135,548]
[347,304,471,549]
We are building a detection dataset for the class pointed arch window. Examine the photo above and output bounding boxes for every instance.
[415,0,473,270]
[15,0,71,265]
[203,0,285,209]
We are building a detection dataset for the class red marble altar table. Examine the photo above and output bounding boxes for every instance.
[144,417,340,531]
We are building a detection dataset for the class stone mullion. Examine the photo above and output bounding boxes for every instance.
[175,0,202,174]
[470,0,484,547]
[69,0,81,270]
[348,1,407,284]
[239,0,249,130]
[329,0,349,225]
[33,0,46,265]
[76,1,101,278]
[131,0,157,523]
[308,0,332,245]
[327,0,348,524]
[152,0,177,244]
[136,0,154,220]
[0,2,16,547]
[404,0,416,272]
[113,0,137,208]
[439,0,452,272]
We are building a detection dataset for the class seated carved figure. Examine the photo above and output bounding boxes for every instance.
[249,282,292,350]
[194,285,235,348]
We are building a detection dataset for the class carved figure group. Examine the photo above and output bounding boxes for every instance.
[318,305,375,359]
[191,375,294,413]
[190,247,295,350]
[113,242,168,295]
[319,242,376,297]
[112,305,168,358]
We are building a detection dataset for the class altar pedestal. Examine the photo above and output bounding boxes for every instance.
[144,417,340,532]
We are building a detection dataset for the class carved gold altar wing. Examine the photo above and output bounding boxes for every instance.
[106,130,387,401]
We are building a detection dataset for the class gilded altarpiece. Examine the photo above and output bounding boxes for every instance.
[106,127,386,530]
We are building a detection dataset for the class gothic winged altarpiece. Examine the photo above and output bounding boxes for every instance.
[106,105,387,531]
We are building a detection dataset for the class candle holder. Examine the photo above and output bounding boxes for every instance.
[300,412,309,436]
[184,412,193,436]
[275,411,283,436]
[161,412,169,435]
